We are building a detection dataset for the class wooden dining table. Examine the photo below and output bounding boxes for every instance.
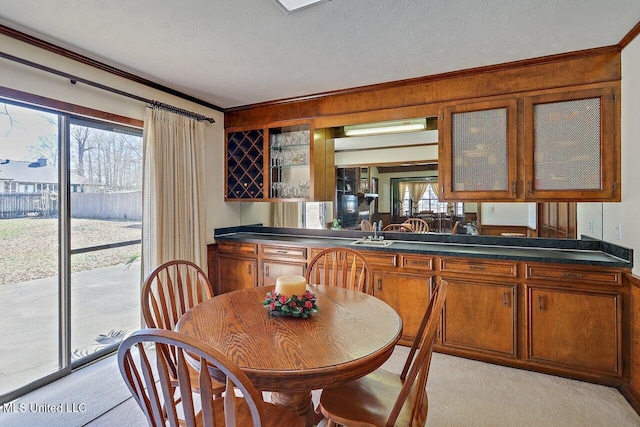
[176,284,403,426]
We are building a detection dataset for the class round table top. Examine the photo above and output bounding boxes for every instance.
[176,285,403,391]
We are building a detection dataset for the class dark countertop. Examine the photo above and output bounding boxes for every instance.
[214,226,633,268]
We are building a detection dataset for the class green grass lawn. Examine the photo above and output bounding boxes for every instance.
[0,218,141,285]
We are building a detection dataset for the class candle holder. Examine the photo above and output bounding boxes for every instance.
[262,290,318,318]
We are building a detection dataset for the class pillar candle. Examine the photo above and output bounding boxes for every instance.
[275,274,307,297]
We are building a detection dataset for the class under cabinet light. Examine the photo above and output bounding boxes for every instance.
[272,0,330,14]
[343,119,427,137]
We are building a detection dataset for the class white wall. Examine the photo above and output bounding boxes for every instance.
[0,34,236,243]
[480,202,534,226]
[610,35,640,275]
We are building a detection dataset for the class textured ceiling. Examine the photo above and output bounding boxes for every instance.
[0,0,639,109]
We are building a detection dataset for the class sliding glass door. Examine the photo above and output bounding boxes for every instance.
[0,102,61,397]
[69,118,142,365]
[0,100,142,401]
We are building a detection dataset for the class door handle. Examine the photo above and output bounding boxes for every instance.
[537,295,543,311]
[248,264,252,275]
[503,291,508,307]
[265,265,269,277]
[511,180,516,196]
[377,278,382,291]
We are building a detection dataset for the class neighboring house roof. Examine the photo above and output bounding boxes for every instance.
[0,159,84,185]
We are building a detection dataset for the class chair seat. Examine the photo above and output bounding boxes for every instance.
[211,396,304,426]
[319,368,427,427]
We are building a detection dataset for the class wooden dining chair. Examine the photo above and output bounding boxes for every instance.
[383,223,413,232]
[118,329,304,427]
[142,260,214,330]
[306,247,373,294]
[403,217,430,233]
[360,219,374,232]
[318,281,448,427]
[451,221,460,234]
[142,260,226,398]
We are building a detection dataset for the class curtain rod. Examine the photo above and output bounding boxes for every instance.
[0,51,216,123]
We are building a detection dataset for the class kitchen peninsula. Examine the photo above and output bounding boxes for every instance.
[209,225,632,389]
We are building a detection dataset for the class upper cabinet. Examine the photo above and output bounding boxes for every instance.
[523,87,619,201]
[226,129,265,200]
[225,122,334,202]
[441,98,518,200]
[440,85,620,202]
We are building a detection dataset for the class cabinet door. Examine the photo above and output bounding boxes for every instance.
[225,129,265,200]
[441,98,518,200]
[373,272,431,345]
[216,255,257,294]
[261,260,306,287]
[527,286,621,376]
[268,123,334,202]
[523,87,619,200]
[440,278,517,358]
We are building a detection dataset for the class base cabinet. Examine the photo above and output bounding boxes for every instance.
[261,260,306,287]
[527,286,621,377]
[439,278,517,358]
[373,272,431,345]
[217,255,257,294]
[210,238,629,387]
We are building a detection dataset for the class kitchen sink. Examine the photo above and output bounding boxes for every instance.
[350,239,394,247]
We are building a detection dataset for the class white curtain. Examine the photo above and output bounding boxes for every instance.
[272,202,300,228]
[408,182,429,214]
[142,108,207,278]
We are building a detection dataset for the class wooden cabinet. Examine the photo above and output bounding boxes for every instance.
[440,278,517,358]
[216,242,258,293]
[523,87,619,201]
[225,122,334,202]
[259,243,307,287]
[217,255,257,293]
[440,86,620,202]
[210,236,629,386]
[526,286,621,377]
[441,98,518,200]
[225,128,265,200]
[373,271,432,346]
[438,257,518,359]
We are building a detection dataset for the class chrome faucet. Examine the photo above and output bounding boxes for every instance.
[370,221,384,241]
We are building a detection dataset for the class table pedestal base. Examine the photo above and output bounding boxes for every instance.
[271,391,323,427]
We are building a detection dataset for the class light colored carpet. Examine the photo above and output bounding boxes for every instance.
[1,346,638,426]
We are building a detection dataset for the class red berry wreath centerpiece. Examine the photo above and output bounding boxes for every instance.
[263,275,318,318]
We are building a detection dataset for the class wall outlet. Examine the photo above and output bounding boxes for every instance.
[615,223,622,240]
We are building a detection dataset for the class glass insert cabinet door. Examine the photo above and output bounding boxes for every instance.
[269,124,311,200]
[441,98,518,200]
[524,87,618,200]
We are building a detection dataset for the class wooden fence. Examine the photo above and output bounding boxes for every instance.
[0,191,141,220]
[0,193,58,218]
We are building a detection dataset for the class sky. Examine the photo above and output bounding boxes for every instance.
[0,102,58,162]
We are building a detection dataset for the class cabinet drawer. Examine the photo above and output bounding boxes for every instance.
[439,258,518,278]
[261,244,307,259]
[362,251,398,268]
[217,241,258,255]
[400,254,433,271]
[525,264,622,286]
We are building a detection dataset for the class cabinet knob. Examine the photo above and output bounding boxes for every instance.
[377,278,382,291]
[511,180,516,196]
[527,181,532,195]
[538,295,543,311]
[265,266,269,277]
[503,291,508,307]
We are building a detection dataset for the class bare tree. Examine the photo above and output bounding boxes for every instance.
[28,134,58,166]
[71,125,93,177]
